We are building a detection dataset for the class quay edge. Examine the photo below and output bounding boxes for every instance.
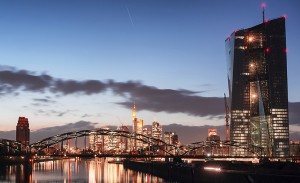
[123,159,300,183]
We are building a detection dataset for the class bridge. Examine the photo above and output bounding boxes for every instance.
[1,128,265,157]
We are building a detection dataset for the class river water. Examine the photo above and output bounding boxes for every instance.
[0,158,167,183]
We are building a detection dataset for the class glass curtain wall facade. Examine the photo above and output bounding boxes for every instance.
[225,17,289,157]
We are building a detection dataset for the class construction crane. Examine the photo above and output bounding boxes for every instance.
[224,93,230,141]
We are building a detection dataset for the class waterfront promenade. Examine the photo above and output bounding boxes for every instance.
[123,159,300,183]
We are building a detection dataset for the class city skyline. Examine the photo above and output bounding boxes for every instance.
[0,0,299,141]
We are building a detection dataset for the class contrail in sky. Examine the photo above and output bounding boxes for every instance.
[126,6,134,27]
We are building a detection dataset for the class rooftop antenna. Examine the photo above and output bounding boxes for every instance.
[132,101,136,120]
[262,2,266,23]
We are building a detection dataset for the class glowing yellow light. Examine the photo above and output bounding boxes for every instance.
[250,63,254,67]
[252,94,257,98]
[204,167,221,172]
[248,36,254,42]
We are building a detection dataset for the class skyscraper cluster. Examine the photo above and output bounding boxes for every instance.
[87,104,179,154]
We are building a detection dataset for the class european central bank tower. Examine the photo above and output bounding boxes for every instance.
[225,17,289,157]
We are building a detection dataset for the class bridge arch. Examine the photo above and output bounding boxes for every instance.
[29,128,177,155]
[1,131,265,157]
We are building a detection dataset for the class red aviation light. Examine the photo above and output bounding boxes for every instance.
[261,2,266,7]
[234,29,237,33]
[264,19,269,23]
[282,14,287,19]
[265,48,270,52]
[284,49,288,53]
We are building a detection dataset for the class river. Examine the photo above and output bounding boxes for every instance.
[0,158,167,183]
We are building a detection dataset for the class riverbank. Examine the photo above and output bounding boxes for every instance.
[0,155,67,165]
[0,156,30,165]
[123,159,300,183]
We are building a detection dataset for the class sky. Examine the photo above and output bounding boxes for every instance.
[0,0,300,135]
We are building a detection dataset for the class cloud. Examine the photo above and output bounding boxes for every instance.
[31,98,57,107]
[0,69,52,92]
[110,80,224,116]
[0,68,107,95]
[82,114,93,118]
[33,98,56,103]
[1,66,299,119]
[53,79,106,95]
[32,109,76,117]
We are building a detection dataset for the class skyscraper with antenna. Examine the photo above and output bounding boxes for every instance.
[225,4,289,157]
[132,103,143,150]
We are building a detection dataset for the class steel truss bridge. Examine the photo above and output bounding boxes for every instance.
[1,128,264,156]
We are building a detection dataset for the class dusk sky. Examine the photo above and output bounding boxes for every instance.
[0,0,299,136]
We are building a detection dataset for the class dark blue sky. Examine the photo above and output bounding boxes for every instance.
[0,0,299,132]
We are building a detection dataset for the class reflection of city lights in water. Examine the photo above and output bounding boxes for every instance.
[4,158,165,183]
[204,166,222,172]
[89,161,96,183]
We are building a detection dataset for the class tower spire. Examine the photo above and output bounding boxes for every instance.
[262,2,266,23]
[132,102,136,120]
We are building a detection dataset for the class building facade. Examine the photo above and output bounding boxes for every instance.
[225,17,289,157]
[118,125,130,152]
[164,132,178,146]
[16,117,30,146]
[290,140,300,157]
[206,129,220,141]
[164,132,178,155]
[152,121,162,143]
[142,127,152,149]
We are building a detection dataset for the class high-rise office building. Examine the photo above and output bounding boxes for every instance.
[206,129,220,141]
[152,121,162,142]
[132,103,143,149]
[164,132,178,154]
[164,132,178,145]
[118,125,130,152]
[16,117,30,146]
[225,17,289,157]
[142,127,152,149]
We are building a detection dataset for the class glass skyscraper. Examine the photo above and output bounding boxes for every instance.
[225,17,289,157]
